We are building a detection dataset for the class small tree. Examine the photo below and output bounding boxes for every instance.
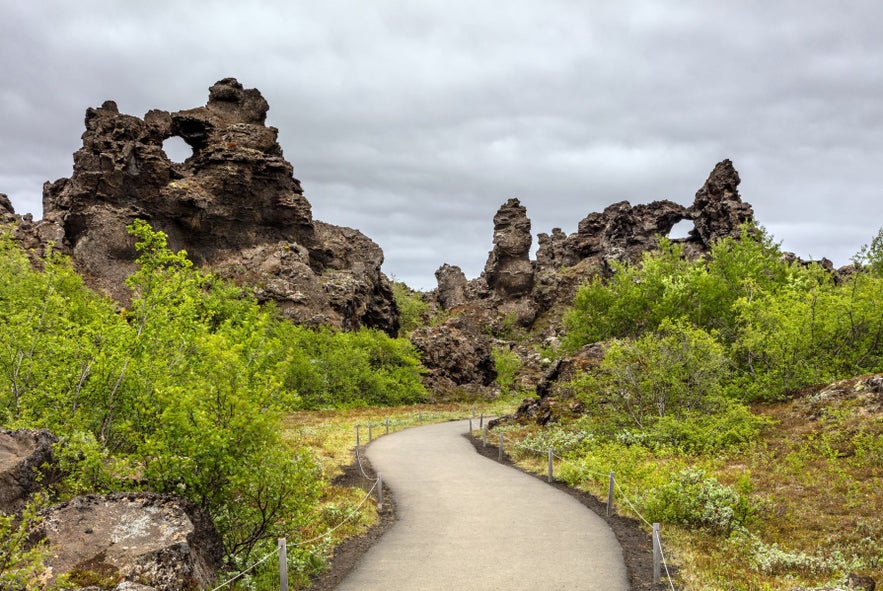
[597,320,726,429]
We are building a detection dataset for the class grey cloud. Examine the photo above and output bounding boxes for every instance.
[3,1,883,289]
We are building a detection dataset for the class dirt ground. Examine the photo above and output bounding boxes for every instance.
[305,434,669,591]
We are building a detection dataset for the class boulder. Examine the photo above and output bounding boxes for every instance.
[0,428,59,514]
[40,493,224,591]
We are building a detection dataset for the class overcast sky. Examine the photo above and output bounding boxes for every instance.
[2,1,882,290]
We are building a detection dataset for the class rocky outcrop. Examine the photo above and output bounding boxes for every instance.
[483,198,535,299]
[435,264,468,310]
[491,343,606,427]
[427,160,756,396]
[542,199,690,268]
[0,428,59,514]
[534,159,753,271]
[409,320,497,397]
[24,78,396,333]
[689,159,754,245]
[40,493,223,591]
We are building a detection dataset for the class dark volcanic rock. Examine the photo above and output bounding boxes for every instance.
[483,198,535,299]
[33,78,396,333]
[410,320,497,396]
[689,159,754,246]
[40,493,223,591]
[0,428,59,514]
[435,264,468,310]
[432,160,757,398]
[536,199,691,270]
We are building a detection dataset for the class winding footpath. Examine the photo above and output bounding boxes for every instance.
[335,420,629,590]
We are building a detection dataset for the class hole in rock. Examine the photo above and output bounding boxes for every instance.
[162,136,193,164]
[668,219,695,240]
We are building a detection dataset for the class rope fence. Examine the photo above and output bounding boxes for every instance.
[479,424,678,590]
[212,408,471,590]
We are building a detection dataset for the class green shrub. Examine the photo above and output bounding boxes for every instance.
[0,495,61,590]
[645,468,754,535]
[391,281,429,336]
[492,345,521,396]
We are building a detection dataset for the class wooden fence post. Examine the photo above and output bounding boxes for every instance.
[547,449,554,483]
[498,433,504,462]
[278,537,288,591]
[607,471,615,517]
[355,425,360,448]
[377,473,383,511]
[385,417,390,435]
[653,523,661,585]
[368,423,373,442]
[483,425,488,447]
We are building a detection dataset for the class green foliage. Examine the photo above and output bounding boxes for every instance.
[0,494,62,591]
[644,468,755,535]
[732,266,883,400]
[564,239,696,346]
[854,226,883,277]
[279,325,427,409]
[391,281,429,335]
[492,345,521,396]
[563,227,786,349]
[565,225,883,402]
[594,320,727,428]
[0,221,427,573]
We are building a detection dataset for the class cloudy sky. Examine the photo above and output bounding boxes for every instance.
[2,1,882,289]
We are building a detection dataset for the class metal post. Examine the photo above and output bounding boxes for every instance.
[607,472,615,517]
[355,425,360,448]
[479,413,484,429]
[385,417,389,435]
[368,423,373,442]
[547,449,553,483]
[498,433,504,461]
[652,523,661,585]
[278,537,288,591]
[482,425,488,447]
[377,473,383,511]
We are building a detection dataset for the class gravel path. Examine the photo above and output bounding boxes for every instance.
[333,419,629,590]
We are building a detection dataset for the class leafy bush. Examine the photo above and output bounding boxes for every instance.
[644,468,754,535]
[594,320,727,429]
[391,281,429,335]
[0,495,61,590]
[616,401,772,454]
[492,345,521,396]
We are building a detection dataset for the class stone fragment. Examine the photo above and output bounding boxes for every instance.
[0,428,59,514]
[41,493,223,591]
